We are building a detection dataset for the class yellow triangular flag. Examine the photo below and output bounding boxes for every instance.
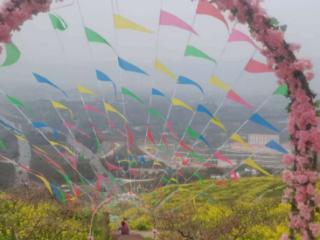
[154,59,176,81]
[77,85,96,96]
[32,145,47,155]
[51,101,73,118]
[230,134,249,148]
[35,174,53,195]
[243,157,271,176]
[210,117,227,131]
[209,76,230,92]
[118,159,130,164]
[171,98,194,112]
[170,178,179,184]
[16,135,27,142]
[113,14,152,33]
[50,141,75,155]
[153,161,162,167]
[104,103,127,122]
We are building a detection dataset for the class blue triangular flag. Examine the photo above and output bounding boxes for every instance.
[152,88,165,97]
[118,57,148,75]
[249,113,279,133]
[266,140,288,154]
[196,104,213,118]
[96,69,117,96]
[32,121,59,139]
[138,155,146,165]
[0,117,22,135]
[96,69,111,81]
[178,76,204,94]
[199,135,211,148]
[32,121,48,129]
[33,72,67,97]
[50,183,62,202]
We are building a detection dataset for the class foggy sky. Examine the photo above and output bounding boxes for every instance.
[0,0,319,103]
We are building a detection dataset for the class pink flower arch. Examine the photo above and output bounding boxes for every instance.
[1,0,319,239]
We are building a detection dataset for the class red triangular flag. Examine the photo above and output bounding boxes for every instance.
[72,184,81,198]
[227,90,253,109]
[179,140,193,152]
[161,133,169,148]
[125,124,135,148]
[107,119,116,129]
[145,127,156,144]
[196,0,228,29]
[91,124,104,142]
[96,174,104,192]
[245,58,273,73]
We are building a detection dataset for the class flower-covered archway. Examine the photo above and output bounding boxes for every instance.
[1,0,319,239]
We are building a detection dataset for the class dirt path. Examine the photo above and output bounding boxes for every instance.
[111,232,144,240]
[111,231,154,240]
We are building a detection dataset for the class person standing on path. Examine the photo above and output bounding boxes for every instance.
[118,218,130,235]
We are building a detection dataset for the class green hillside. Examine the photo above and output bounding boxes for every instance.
[110,177,307,240]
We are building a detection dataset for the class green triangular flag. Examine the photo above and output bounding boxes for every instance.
[85,27,112,47]
[192,172,203,180]
[185,45,216,63]
[6,95,35,116]
[121,87,144,104]
[188,151,205,163]
[186,127,200,139]
[161,176,169,184]
[0,139,6,151]
[273,84,288,97]
[129,160,137,167]
[62,174,73,189]
[95,134,101,153]
[59,190,66,205]
[148,107,164,120]
[49,13,68,31]
[6,95,25,108]
[0,43,21,67]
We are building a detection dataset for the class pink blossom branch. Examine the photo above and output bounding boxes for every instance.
[0,0,52,53]
[210,0,320,239]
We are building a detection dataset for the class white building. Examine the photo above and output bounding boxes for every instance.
[248,134,279,146]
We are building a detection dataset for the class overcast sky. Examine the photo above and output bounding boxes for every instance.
[0,0,319,103]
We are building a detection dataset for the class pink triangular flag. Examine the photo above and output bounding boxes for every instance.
[228,29,258,49]
[245,58,273,73]
[106,162,123,171]
[203,162,216,168]
[182,158,190,166]
[129,168,139,177]
[166,120,179,140]
[196,0,228,29]
[63,120,75,129]
[230,170,240,181]
[83,104,102,115]
[159,10,197,34]
[227,90,253,109]
[213,151,234,166]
